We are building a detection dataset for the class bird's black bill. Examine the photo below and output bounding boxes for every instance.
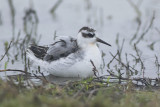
[96,37,111,46]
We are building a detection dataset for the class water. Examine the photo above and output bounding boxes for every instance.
[0,0,160,80]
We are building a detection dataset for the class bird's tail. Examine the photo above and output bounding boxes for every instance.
[26,48,48,68]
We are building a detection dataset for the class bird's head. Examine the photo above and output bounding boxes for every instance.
[77,26,111,48]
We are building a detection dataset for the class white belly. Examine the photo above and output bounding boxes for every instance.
[67,45,102,78]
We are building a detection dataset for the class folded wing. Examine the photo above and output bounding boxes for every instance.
[29,36,78,62]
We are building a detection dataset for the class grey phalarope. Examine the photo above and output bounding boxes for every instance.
[27,27,111,78]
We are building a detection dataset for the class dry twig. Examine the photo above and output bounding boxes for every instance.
[90,60,99,78]
[50,0,63,14]
[0,69,29,74]
[136,12,155,44]
[0,41,12,62]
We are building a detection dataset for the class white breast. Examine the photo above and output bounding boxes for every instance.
[84,44,102,68]
[67,44,102,78]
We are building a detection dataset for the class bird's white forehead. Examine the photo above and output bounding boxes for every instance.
[81,30,95,35]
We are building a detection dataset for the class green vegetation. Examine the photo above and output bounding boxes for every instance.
[0,78,160,107]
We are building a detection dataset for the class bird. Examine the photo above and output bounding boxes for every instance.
[27,27,111,78]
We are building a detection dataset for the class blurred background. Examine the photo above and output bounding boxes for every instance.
[0,0,160,78]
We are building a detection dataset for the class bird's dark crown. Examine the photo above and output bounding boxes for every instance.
[79,27,96,33]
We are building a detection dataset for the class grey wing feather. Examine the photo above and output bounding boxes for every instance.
[43,36,79,62]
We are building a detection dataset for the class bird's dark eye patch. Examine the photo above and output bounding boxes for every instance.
[82,33,95,38]
[88,33,95,38]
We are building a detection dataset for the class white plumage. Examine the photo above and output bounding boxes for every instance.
[27,27,111,78]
